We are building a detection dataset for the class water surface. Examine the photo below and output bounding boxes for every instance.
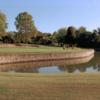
[0,52,99,74]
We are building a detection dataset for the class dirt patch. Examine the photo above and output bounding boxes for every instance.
[0,44,39,48]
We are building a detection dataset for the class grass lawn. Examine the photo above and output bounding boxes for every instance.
[0,45,86,54]
[0,73,100,100]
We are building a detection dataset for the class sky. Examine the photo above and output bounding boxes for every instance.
[0,0,100,33]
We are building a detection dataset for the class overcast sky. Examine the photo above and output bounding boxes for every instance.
[0,0,100,33]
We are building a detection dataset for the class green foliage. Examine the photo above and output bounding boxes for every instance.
[0,11,7,36]
[2,32,14,43]
[53,28,67,46]
[14,33,32,43]
[78,26,86,34]
[66,26,76,45]
[77,32,92,47]
[0,10,100,48]
[15,12,37,43]
[15,12,37,34]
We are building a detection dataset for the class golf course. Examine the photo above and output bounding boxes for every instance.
[0,0,100,100]
[0,46,98,100]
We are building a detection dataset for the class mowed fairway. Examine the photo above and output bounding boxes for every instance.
[0,46,85,54]
[0,73,100,100]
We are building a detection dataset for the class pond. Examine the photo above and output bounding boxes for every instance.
[0,52,99,74]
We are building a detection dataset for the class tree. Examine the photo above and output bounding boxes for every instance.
[54,28,67,46]
[35,32,52,45]
[1,32,15,43]
[0,11,7,36]
[15,12,37,43]
[66,26,76,47]
[31,31,43,44]
[97,28,100,35]
[78,26,86,34]
[77,32,92,47]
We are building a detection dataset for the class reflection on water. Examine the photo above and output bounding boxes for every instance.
[0,52,99,74]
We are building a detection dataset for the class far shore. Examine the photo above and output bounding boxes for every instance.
[0,45,95,64]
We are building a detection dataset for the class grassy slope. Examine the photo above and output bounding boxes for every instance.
[0,73,100,100]
[0,46,86,54]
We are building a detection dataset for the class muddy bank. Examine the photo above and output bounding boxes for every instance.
[0,49,94,64]
[0,54,94,72]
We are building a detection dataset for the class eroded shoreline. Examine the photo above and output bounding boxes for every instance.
[0,49,95,64]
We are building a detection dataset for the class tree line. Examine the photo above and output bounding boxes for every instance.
[0,11,100,48]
